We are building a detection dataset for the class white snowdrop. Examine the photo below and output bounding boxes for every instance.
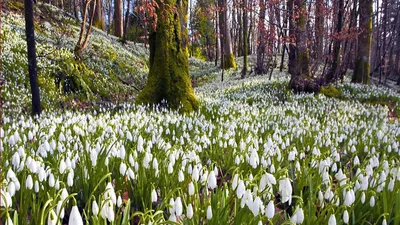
[92,200,99,216]
[188,182,195,196]
[279,178,292,205]
[151,189,158,202]
[266,201,275,219]
[207,205,213,220]
[26,175,33,190]
[187,204,194,219]
[343,210,349,224]
[207,170,217,189]
[328,214,336,225]
[174,197,183,217]
[69,206,83,225]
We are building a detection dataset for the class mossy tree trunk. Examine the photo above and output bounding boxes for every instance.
[289,0,320,93]
[218,0,237,69]
[352,0,372,84]
[136,0,199,112]
[93,0,105,30]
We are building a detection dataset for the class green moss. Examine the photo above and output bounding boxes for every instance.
[320,86,342,98]
[224,53,237,69]
[136,0,199,113]
[8,1,24,11]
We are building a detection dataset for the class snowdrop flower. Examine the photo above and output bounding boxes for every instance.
[5,216,13,225]
[370,196,375,207]
[151,189,157,202]
[382,218,387,225]
[47,209,57,225]
[48,174,55,187]
[67,171,74,187]
[104,183,116,205]
[120,162,127,175]
[188,182,195,196]
[328,214,336,225]
[168,214,177,222]
[279,178,292,205]
[117,195,122,207]
[192,166,199,182]
[26,175,33,190]
[207,170,217,189]
[232,174,239,190]
[92,200,99,216]
[61,188,69,202]
[207,205,213,220]
[34,180,39,193]
[236,180,245,199]
[169,198,175,214]
[56,200,65,219]
[344,190,355,206]
[178,170,184,182]
[187,204,194,219]
[266,201,275,219]
[361,192,366,203]
[59,160,66,174]
[174,197,183,217]
[343,210,349,224]
[290,206,304,224]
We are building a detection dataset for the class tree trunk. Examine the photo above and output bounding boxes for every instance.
[241,0,248,78]
[289,0,319,93]
[325,0,344,83]
[352,0,372,84]
[122,0,131,42]
[215,2,219,67]
[218,0,236,69]
[136,0,199,112]
[93,0,105,30]
[24,0,42,116]
[75,0,96,58]
[114,0,123,37]
[287,0,296,75]
[255,0,266,74]
[73,0,79,20]
[315,0,324,60]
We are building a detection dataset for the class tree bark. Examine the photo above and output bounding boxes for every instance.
[122,0,131,42]
[24,0,42,116]
[136,0,199,112]
[114,0,123,37]
[218,0,236,69]
[287,0,296,75]
[241,0,248,78]
[315,0,324,59]
[255,0,266,74]
[75,0,96,58]
[352,0,372,84]
[93,0,105,30]
[325,0,344,82]
[289,0,319,93]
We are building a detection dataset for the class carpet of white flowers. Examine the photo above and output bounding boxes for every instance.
[1,73,400,225]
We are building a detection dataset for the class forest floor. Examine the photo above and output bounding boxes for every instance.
[2,3,400,225]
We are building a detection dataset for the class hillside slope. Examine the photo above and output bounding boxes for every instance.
[2,2,149,113]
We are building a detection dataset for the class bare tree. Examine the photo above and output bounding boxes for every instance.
[24,0,42,115]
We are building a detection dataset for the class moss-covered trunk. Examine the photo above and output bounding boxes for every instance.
[241,0,248,78]
[352,0,372,84]
[93,0,105,30]
[314,0,324,60]
[136,0,199,112]
[218,0,237,69]
[289,0,319,93]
